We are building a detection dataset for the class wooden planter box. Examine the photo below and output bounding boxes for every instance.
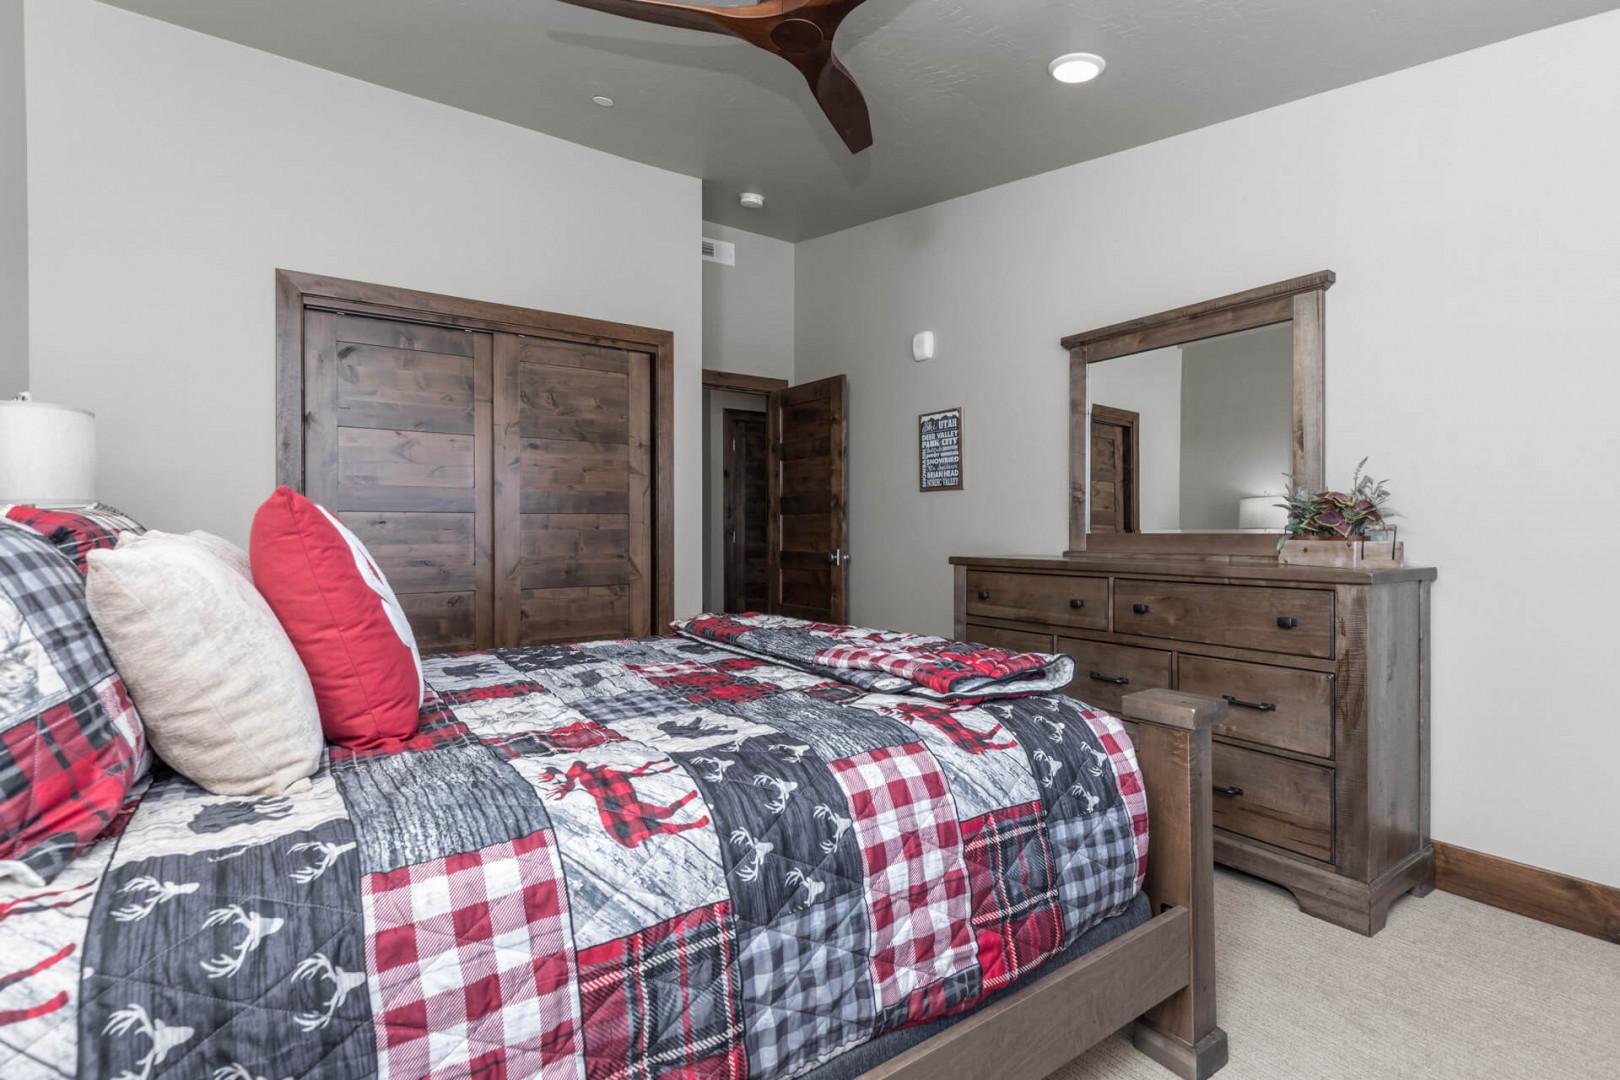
[1278,537,1404,568]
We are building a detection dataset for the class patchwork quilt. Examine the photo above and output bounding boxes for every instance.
[0,619,1147,1080]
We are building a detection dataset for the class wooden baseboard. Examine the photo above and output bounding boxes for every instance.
[1433,841,1620,944]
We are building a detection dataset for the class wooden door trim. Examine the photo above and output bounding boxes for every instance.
[276,268,676,632]
[703,368,788,395]
[1089,404,1139,534]
[1062,271,1333,555]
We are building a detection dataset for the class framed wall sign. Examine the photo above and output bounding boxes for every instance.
[919,407,964,492]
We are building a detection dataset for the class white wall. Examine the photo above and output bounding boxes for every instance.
[23,0,705,615]
[1087,345,1182,532]
[702,221,795,383]
[796,11,1620,886]
[0,0,25,398]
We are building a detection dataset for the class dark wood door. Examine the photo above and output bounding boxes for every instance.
[770,375,848,622]
[1089,404,1139,534]
[723,410,770,613]
[494,335,654,645]
[302,312,495,652]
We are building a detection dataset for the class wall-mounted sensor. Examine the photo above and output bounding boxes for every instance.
[912,331,936,363]
[739,192,766,210]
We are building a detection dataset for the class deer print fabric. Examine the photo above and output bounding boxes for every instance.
[0,617,1146,1080]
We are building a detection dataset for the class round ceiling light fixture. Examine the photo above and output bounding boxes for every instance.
[591,95,615,108]
[739,192,767,210]
[1049,52,1107,85]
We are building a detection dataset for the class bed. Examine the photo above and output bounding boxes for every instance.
[0,614,1225,1080]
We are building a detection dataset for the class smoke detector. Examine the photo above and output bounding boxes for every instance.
[739,192,767,210]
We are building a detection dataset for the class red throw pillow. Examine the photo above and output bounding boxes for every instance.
[250,487,422,748]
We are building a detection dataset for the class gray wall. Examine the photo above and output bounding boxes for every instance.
[0,0,25,397]
[795,10,1620,886]
[1177,324,1293,529]
[702,220,795,382]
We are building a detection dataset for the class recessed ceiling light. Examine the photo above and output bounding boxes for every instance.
[1049,52,1106,85]
[592,95,615,108]
[739,192,767,210]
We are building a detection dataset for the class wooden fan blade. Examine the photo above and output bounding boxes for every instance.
[799,49,873,153]
[555,0,878,152]
[552,0,731,36]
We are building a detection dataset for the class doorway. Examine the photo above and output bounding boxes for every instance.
[1089,404,1140,534]
[701,369,850,621]
[722,409,770,612]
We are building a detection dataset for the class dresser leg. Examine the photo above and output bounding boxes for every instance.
[1282,847,1436,935]
[1290,886,1375,936]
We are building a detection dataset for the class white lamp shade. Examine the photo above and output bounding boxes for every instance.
[0,399,97,505]
[1238,495,1288,531]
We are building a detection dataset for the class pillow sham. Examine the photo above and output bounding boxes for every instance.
[2,502,146,574]
[250,487,423,749]
[85,530,323,796]
[0,527,148,886]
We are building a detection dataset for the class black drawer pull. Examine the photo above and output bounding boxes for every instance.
[1214,785,1244,798]
[1132,603,1151,615]
[977,590,991,601]
[1089,671,1130,686]
[1276,616,1299,629]
[1069,598,1086,609]
[1223,695,1277,713]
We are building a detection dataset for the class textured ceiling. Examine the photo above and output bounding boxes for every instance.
[101,0,1620,240]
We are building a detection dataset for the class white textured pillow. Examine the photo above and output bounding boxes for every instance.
[185,529,255,581]
[85,530,323,795]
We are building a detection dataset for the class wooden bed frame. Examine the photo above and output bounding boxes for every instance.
[859,689,1229,1080]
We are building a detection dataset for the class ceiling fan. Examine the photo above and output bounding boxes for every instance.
[555,0,875,153]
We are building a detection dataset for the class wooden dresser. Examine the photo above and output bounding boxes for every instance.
[951,553,1436,935]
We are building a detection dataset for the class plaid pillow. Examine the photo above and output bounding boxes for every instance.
[0,527,148,886]
[2,503,146,575]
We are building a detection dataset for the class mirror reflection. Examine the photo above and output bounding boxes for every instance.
[1087,322,1293,533]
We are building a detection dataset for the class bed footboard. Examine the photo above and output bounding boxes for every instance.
[1122,689,1229,1080]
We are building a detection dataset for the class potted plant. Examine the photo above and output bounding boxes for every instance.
[1276,459,1402,567]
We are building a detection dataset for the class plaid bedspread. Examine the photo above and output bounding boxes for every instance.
[0,622,1146,1080]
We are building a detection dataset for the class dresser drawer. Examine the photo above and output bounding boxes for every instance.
[1113,581,1335,658]
[1212,744,1334,862]
[965,571,1108,630]
[1056,637,1172,714]
[1180,655,1335,759]
[965,624,1054,654]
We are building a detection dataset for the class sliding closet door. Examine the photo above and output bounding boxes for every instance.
[494,336,654,645]
[302,312,495,652]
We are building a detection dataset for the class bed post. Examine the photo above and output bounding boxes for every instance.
[1121,689,1229,1080]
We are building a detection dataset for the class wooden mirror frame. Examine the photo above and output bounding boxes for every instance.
[1061,271,1335,557]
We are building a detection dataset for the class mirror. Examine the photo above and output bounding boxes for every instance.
[1061,271,1333,554]
[1087,322,1293,533]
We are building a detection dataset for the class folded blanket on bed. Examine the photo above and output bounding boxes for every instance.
[673,613,1077,700]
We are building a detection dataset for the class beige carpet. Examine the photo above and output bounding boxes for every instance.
[1049,869,1620,1080]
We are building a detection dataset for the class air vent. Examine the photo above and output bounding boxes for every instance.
[701,237,736,266]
